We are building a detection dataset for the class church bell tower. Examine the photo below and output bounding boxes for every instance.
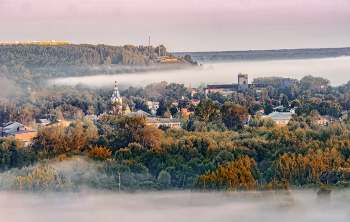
[111,77,122,114]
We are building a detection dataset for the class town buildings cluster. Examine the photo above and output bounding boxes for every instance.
[1,73,347,145]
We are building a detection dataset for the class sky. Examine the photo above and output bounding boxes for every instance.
[1,0,350,52]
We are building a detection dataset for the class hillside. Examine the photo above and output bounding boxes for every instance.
[0,44,192,93]
[173,47,350,62]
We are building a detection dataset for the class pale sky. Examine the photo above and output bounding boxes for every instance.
[1,0,350,52]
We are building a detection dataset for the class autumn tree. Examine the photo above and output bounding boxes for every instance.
[32,125,67,154]
[195,156,259,190]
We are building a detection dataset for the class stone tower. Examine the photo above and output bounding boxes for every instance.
[238,73,248,90]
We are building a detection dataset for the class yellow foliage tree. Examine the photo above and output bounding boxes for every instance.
[11,165,72,192]
[195,156,257,190]
[85,145,112,160]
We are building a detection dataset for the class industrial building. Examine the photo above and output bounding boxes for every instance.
[205,73,293,97]
[0,122,38,146]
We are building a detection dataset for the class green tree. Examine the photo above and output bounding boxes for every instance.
[281,94,289,107]
[264,100,274,115]
[195,99,221,122]
[220,102,248,129]
[158,170,171,189]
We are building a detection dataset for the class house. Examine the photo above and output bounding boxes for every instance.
[274,106,285,112]
[279,78,294,89]
[46,120,73,128]
[84,115,98,122]
[182,107,195,116]
[340,111,349,120]
[190,99,201,106]
[318,115,338,126]
[147,101,159,110]
[146,117,182,129]
[263,112,292,126]
[39,119,51,126]
[156,56,177,63]
[125,110,153,118]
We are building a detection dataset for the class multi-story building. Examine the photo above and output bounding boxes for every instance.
[0,122,38,146]
[205,73,292,97]
[263,112,292,126]
[146,118,182,129]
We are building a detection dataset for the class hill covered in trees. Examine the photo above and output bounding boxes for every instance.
[173,47,350,62]
[0,44,194,96]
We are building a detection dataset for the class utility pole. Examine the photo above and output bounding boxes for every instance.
[148,35,150,57]
[118,170,121,192]
[159,43,160,56]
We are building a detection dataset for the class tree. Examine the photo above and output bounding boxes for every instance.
[220,102,248,129]
[158,170,171,189]
[281,94,289,107]
[291,99,301,108]
[264,100,274,115]
[85,146,112,160]
[32,126,67,153]
[113,116,147,148]
[194,156,259,190]
[134,126,164,149]
[183,55,193,63]
[195,99,221,122]
[11,165,72,192]
[107,100,122,116]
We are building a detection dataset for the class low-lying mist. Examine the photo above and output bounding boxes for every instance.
[0,190,350,222]
[1,158,350,222]
[47,57,350,89]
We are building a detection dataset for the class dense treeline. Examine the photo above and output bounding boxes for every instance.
[3,113,350,192]
[174,47,350,62]
[0,44,193,92]
[2,74,350,192]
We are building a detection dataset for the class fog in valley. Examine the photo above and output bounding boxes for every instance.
[0,191,350,222]
[48,57,350,89]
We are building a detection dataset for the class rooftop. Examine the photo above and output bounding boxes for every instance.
[264,112,292,120]
[147,118,182,124]
[125,110,152,117]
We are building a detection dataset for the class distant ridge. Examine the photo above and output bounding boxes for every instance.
[172,47,350,62]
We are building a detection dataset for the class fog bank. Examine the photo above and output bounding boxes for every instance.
[47,57,350,89]
[0,191,350,222]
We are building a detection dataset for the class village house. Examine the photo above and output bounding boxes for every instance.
[146,117,182,129]
[317,115,338,126]
[263,112,292,126]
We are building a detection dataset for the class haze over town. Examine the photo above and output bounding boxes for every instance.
[49,57,350,88]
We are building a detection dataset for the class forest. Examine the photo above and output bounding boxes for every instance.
[1,71,350,193]
[0,44,195,97]
[174,47,350,62]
